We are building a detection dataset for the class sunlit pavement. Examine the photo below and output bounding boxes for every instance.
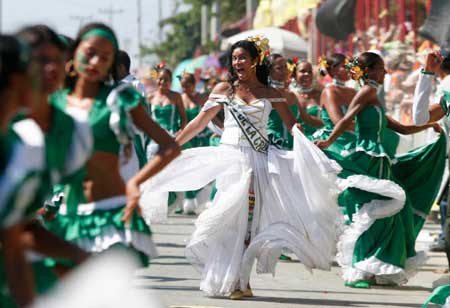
[135,215,447,308]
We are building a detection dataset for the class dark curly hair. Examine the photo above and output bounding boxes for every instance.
[17,24,66,52]
[227,40,270,91]
[0,35,30,92]
[266,53,284,72]
[65,22,119,89]
[319,53,346,77]
[356,52,383,72]
[157,67,173,80]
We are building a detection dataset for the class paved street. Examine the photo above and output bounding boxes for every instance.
[136,215,448,308]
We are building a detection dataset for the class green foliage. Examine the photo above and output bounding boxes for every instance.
[142,0,250,68]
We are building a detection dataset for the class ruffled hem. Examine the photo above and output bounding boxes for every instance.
[48,206,151,239]
[239,221,343,290]
[46,206,155,259]
[343,252,427,285]
[341,141,397,164]
[72,226,158,259]
[336,174,408,285]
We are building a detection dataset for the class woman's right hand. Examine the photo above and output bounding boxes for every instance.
[424,51,443,73]
[314,139,332,149]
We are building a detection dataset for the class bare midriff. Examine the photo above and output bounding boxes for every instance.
[83,151,125,202]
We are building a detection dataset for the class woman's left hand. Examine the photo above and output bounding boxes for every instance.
[123,179,142,224]
[314,139,331,149]
[292,123,304,133]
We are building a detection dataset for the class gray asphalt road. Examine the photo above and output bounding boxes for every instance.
[136,215,447,308]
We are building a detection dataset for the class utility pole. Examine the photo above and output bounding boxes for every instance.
[99,3,123,28]
[246,0,256,29]
[0,0,2,33]
[137,0,142,66]
[158,0,163,42]
[210,1,221,42]
[201,4,209,46]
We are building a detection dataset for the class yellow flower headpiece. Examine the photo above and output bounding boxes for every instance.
[150,60,168,80]
[247,35,270,65]
[286,57,299,73]
[150,69,158,80]
[318,56,330,75]
[344,58,367,81]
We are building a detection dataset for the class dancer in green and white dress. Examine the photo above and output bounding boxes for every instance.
[180,72,210,214]
[266,54,322,149]
[291,60,323,140]
[413,51,450,307]
[0,34,42,308]
[1,28,95,307]
[313,54,356,155]
[47,23,180,267]
[148,66,186,212]
[315,52,446,288]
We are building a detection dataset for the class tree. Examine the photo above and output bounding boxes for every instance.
[141,0,250,68]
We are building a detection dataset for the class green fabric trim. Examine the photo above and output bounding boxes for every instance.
[422,285,450,307]
[442,90,450,117]
[46,107,74,172]
[420,68,435,76]
[81,28,118,50]
[47,205,151,241]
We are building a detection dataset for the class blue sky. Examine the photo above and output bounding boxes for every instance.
[3,0,183,68]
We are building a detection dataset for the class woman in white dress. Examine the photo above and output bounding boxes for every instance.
[126,37,343,300]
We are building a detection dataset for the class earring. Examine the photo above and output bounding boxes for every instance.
[65,60,77,77]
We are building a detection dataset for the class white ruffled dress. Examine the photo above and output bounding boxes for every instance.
[141,94,344,295]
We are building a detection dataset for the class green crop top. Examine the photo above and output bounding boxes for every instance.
[50,84,143,155]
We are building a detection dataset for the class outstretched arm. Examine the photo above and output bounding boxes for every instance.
[272,98,301,133]
[387,115,442,135]
[124,105,182,223]
[413,52,445,124]
[315,86,372,148]
[176,104,222,146]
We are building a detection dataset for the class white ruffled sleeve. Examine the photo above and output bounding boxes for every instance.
[201,94,227,112]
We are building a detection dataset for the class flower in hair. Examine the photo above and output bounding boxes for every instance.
[318,56,329,75]
[150,69,159,80]
[287,57,298,73]
[344,58,367,81]
[247,35,270,65]
[156,60,166,70]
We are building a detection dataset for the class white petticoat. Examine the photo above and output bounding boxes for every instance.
[140,127,344,295]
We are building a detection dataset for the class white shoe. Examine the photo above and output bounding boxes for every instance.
[183,198,198,215]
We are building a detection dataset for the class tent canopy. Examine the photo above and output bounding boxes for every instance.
[221,27,308,59]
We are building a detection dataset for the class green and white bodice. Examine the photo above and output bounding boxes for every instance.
[50,84,144,210]
[0,108,92,228]
[313,105,355,155]
[151,103,181,135]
